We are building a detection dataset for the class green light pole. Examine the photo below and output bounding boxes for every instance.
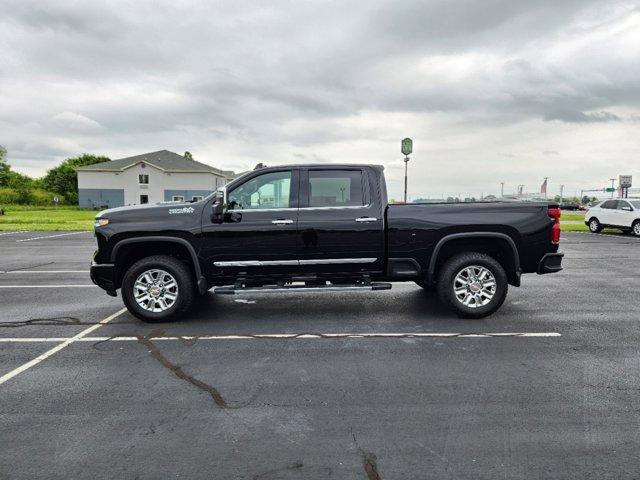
[401,138,413,203]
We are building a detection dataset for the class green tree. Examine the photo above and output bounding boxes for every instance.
[0,146,9,187]
[42,154,110,204]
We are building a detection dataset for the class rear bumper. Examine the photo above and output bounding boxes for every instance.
[537,252,564,274]
[90,262,117,296]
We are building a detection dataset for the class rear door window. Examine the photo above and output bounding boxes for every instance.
[307,170,364,207]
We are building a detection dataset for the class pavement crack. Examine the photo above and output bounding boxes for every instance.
[351,427,382,480]
[1,262,55,273]
[0,317,136,328]
[0,317,82,328]
[136,330,229,408]
[252,462,303,479]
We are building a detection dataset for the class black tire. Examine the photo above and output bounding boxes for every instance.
[121,255,195,322]
[436,252,508,319]
[588,217,602,233]
[632,220,640,237]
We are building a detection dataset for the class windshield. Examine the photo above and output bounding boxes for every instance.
[630,201,640,209]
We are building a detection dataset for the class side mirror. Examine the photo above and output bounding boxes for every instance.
[211,191,225,224]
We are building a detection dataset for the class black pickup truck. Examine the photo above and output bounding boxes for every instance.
[90,164,563,321]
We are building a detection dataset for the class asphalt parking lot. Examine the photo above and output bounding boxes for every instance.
[1,230,639,479]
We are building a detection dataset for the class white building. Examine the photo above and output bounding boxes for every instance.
[76,150,235,209]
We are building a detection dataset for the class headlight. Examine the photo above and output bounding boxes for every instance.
[94,218,109,228]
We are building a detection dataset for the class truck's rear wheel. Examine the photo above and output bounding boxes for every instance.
[436,252,508,319]
[122,255,195,322]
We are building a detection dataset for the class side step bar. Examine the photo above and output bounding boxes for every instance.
[214,282,392,295]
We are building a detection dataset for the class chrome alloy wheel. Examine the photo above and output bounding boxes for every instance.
[634,223,640,236]
[133,269,178,312]
[453,265,496,308]
[589,220,599,232]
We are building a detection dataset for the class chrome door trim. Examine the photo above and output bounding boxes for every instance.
[214,258,378,267]
[271,219,294,225]
[355,217,378,222]
[298,258,377,265]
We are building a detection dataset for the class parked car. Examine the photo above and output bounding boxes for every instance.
[560,203,581,211]
[90,164,563,321]
[585,199,640,236]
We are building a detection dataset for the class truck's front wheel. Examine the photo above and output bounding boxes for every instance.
[437,252,508,319]
[121,255,195,322]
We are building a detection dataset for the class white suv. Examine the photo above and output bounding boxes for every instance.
[585,199,640,236]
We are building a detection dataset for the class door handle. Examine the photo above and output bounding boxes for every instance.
[272,219,294,225]
[355,217,378,222]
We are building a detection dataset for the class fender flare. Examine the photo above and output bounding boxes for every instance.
[110,236,207,294]
[427,232,521,284]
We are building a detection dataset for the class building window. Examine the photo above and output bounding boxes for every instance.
[172,196,185,202]
[140,195,149,204]
[192,196,204,202]
[139,174,149,185]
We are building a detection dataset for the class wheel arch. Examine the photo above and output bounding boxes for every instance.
[110,236,207,294]
[427,232,521,287]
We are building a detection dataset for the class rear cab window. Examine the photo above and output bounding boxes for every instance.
[306,169,366,207]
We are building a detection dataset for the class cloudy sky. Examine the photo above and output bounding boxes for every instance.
[1,0,638,199]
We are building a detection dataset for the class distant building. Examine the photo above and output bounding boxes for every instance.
[76,150,235,209]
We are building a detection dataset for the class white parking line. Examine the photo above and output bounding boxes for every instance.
[0,285,97,288]
[0,230,28,236]
[16,231,88,242]
[0,332,561,343]
[0,308,127,386]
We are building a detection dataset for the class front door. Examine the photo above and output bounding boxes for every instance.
[200,168,299,278]
[616,200,634,227]
[296,167,385,274]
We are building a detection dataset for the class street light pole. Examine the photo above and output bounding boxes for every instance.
[500,182,504,198]
[610,178,615,198]
[404,155,409,204]
[560,184,564,205]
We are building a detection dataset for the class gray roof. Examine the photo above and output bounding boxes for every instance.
[76,150,235,177]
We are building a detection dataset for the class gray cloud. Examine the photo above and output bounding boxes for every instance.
[544,110,622,123]
[0,0,638,197]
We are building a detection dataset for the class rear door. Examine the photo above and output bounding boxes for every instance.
[598,200,618,224]
[296,167,385,274]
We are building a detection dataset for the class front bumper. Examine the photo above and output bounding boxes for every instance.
[90,262,117,296]
[537,252,564,274]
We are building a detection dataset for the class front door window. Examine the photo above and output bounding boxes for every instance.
[227,171,292,210]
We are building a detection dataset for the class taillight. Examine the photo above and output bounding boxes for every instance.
[548,207,561,244]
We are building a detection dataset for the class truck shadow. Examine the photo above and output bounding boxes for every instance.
[176,287,493,329]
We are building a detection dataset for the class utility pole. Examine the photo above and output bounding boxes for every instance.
[610,178,616,198]
[500,182,504,198]
[543,177,549,200]
[401,138,413,204]
[560,184,564,205]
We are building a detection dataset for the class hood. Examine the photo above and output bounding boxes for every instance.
[95,200,207,236]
